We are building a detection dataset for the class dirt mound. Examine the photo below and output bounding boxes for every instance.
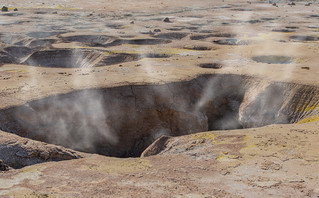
[0,131,84,169]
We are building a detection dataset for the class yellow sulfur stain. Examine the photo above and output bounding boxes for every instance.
[297,115,319,124]
[4,69,28,73]
[240,134,257,153]
[32,5,82,10]
[103,52,111,55]
[79,157,152,174]
[191,132,216,141]
[293,57,309,63]
[217,154,240,162]
[296,104,319,112]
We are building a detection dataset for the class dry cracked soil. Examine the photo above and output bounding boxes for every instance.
[0,0,319,197]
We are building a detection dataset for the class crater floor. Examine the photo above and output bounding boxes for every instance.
[0,0,319,197]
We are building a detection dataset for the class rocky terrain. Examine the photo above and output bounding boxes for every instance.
[0,0,319,197]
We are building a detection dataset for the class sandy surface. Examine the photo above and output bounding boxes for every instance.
[0,0,319,197]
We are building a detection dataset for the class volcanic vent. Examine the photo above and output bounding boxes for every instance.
[0,74,318,157]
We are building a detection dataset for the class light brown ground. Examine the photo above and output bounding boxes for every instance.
[0,0,319,197]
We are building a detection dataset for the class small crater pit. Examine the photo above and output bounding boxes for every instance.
[290,35,319,42]
[252,55,293,64]
[125,39,172,45]
[23,49,139,68]
[62,35,117,46]
[27,31,66,38]
[190,34,212,40]
[28,39,57,47]
[190,33,236,41]
[152,32,188,40]
[184,46,213,51]
[272,29,296,33]
[214,39,249,45]
[198,63,223,69]
[144,53,171,58]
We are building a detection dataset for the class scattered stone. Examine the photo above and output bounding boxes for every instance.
[305,3,312,6]
[288,2,295,6]
[1,6,8,12]
[272,3,277,6]
[0,160,9,171]
[130,21,134,24]
[313,188,319,196]
[154,29,161,32]
[14,8,18,11]
[301,66,310,70]
[260,161,282,170]
[163,17,170,23]
[52,11,58,14]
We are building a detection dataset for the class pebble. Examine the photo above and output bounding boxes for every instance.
[163,17,170,22]
[1,6,8,12]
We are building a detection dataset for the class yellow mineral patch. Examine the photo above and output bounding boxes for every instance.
[191,132,216,141]
[297,115,319,124]
[0,165,44,190]
[294,57,309,63]
[32,5,82,10]
[240,134,257,154]
[4,69,28,73]
[0,187,50,198]
[72,46,94,49]
[79,157,152,173]
[217,154,240,162]
[296,104,319,112]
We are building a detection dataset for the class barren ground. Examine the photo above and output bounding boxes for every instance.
[0,0,319,197]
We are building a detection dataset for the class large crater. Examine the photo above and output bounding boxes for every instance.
[0,74,318,157]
